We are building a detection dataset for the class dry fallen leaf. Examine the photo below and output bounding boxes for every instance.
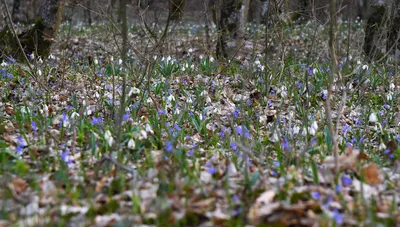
[12,178,28,194]
[361,163,383,185]
[248,190,278,224]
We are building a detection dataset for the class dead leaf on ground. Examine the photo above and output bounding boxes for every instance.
[361,163,383,185]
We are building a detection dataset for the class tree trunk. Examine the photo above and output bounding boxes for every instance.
[363,0,400,60]
[216,0,242,59]
[12,0,21,22]
[0,0,65,60]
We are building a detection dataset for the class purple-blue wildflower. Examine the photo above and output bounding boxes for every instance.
[165,141,173,152]
[341,175,352,187]
[31,121,37,131]
[311,191,321,200]
[230,141,237,150]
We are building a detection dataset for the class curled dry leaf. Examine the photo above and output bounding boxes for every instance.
[12,178,29,194]
[188,198,215,214]
[248,190,278,224]
[323,146,361,171]
[361,163,383,185]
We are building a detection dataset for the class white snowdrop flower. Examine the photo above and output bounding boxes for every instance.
[311,121,318,132]
[153,55,157,60]
[190,65,194,69]
[281,86,287,97]
[369,112,378,123]
[129,87,140,95]
[0,61,7,67]
[390,83,395,90]
[38,58,43,64]
[71,112,80,119]
[30,53,35,60]
[146,97,153,103]
[206,96,212,103]
[188,48,193,53]
[110,56,114,62]
[48,54,55,60]
[140,130,148,140]
[104,130,114,146]
[271,132,279,142]
[167,94,175,102]
[255,60,260,65]
[42,104,49,117]
[174,108,180,115]
[210,56,215,62]
[302,127,308,136]
[200,90,208,96]
[37,70,42,76]
[94,58,98,65]
[357,60,361,65]
[199,55,203,59]
[167,56,172,62]
[145,124,153,134]
[95,92,100,98]
[84,108,92,116]
[260,65,265,71]
[387,92,393,101]
[309,126,316,136]
[118,59,123,65]
[186,97,193,104]
[182,66,186,72]
[379,142,386,150]
[161,56,165,61]
[348,55,352,61]
[313,68,318,75]
[293,125,300,134]
[362,64,368,70]
[127,139,135,149]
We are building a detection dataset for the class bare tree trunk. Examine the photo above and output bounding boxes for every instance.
[216,0,242,59]
[203,0,211,51]
[12,0,21,22]
[115,0,128,150]
[85,0,92,25]
[0,0,65,60]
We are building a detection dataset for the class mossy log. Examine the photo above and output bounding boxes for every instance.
[0,0,65,61]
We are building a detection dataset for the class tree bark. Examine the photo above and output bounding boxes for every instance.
[0,0,65,60]
[216,0,242,59]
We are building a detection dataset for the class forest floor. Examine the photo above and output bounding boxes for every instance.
[1,20,400,226]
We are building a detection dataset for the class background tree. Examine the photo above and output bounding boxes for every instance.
[363,0,400,60]
[216,0,243,59]
[1,0,65,60]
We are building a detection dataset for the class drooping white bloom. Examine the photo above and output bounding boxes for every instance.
[30,53,35,60]
[209,56,215,62]
[293,125,300,134]
[390,83,395,90]
[369,112,378,123]
[127,139,135,149]
[311,121,318,132]
[378,142,386,150]
[167,94,175,103]
[94,58,98,65]
[37,70,42,76]
[110,56,114,62]
[387,92,393,101]
[71,112,80,119]
[104,130,114,146]
[362,65,369,70]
